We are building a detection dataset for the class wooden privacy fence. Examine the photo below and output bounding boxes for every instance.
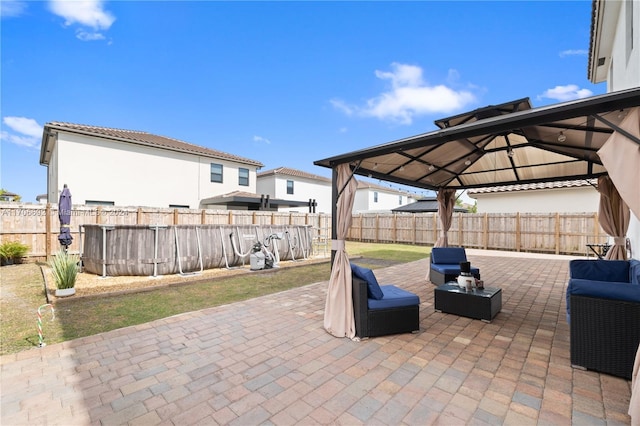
[348,212,609,256]
[0,204,331,260]
[1,204,609,259]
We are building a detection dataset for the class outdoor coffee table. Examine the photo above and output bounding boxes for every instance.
[434,283,502,322]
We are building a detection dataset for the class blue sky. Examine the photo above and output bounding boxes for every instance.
[1,0,605,203]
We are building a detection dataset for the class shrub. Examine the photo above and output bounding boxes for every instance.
[0,241,30,265]
[49,251,79,289]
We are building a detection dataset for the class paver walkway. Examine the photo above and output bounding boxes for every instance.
[1,250,634,425]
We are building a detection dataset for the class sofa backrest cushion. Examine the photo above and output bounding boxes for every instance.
[630,259,640,285]
[351,263,384,300]
[431,247,467,265]
[569,259,630,283]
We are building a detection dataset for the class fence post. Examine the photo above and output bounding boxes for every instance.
[555,212,560,254]
[201,209,206,225]
[45,203,51,259]
[137,207,143,224]
[412,214,416,245]
[96,206,102,224]
[392,214,397,243]
[458,212,463,246]
[516,212,521,252]
[433,213,438,244]
[483,213,488,250]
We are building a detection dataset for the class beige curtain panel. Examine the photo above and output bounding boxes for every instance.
[597,175,630,261]
[434,189,456,248]
[324,163,358,339]
[598,107,640,222]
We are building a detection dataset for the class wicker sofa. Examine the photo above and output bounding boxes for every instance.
[351,263,420,338]
[566,259,640,379]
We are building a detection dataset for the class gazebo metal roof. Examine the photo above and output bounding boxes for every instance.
[315,87,640,191]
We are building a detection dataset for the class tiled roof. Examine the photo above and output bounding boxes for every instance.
[45,122,263,167]
[392,199,468,213]
[257,167,331,183]
[467,179,597,195]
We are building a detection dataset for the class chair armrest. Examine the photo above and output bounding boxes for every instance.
[351,276,369,338]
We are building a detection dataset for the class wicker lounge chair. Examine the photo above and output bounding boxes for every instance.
[429,247,480,285]
[351,264,420,338]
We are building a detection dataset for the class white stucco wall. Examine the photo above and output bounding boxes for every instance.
[257,174,332,213]
[607,0,640,92]
[353,188,410,213]
[52,132,257,208]
[470,186,600,214]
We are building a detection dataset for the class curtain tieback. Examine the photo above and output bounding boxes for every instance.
[331,239,345,251]
[613,237,626,245]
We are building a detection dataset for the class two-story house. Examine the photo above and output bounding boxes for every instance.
[39,122,263,209]
[353,181,416,214]
[256,167,332,213]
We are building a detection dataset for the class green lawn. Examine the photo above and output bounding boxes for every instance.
[0,242,430,355]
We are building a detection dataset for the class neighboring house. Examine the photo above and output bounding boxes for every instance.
[392,197,468,213]
[39,122,263,209]
[467,180,599,214]
[588,0,639,256]
[257,167,332,213]
[0,191,20,202]
[36,194,48,204]
[353,181,416,214]
[256,167,419,214]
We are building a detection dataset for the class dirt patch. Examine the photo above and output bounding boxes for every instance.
[41,256,331,299]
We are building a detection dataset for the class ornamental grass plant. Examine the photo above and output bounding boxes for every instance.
[49,250,79,289]
[0,241,30,265]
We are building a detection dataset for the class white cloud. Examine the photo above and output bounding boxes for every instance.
[329,99,355,116]
[76,29,105,41]
[1,116,43,148]
[332,63,476,125]
[559,49,588,57]
[538,84,593,102]
[253,135,271,145]
[48,0,115,41]
[0,0,27,18]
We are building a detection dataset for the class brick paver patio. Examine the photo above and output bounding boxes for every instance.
[0,250,633,425]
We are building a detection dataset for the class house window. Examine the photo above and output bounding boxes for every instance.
[85,200,115,206]
[399,195,403,205]
[287,180,294,195]
[210,163,223,183]
[239,168,249,186]
[374,192,378,203]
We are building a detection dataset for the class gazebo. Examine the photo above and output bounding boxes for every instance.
[314,87,640,339]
